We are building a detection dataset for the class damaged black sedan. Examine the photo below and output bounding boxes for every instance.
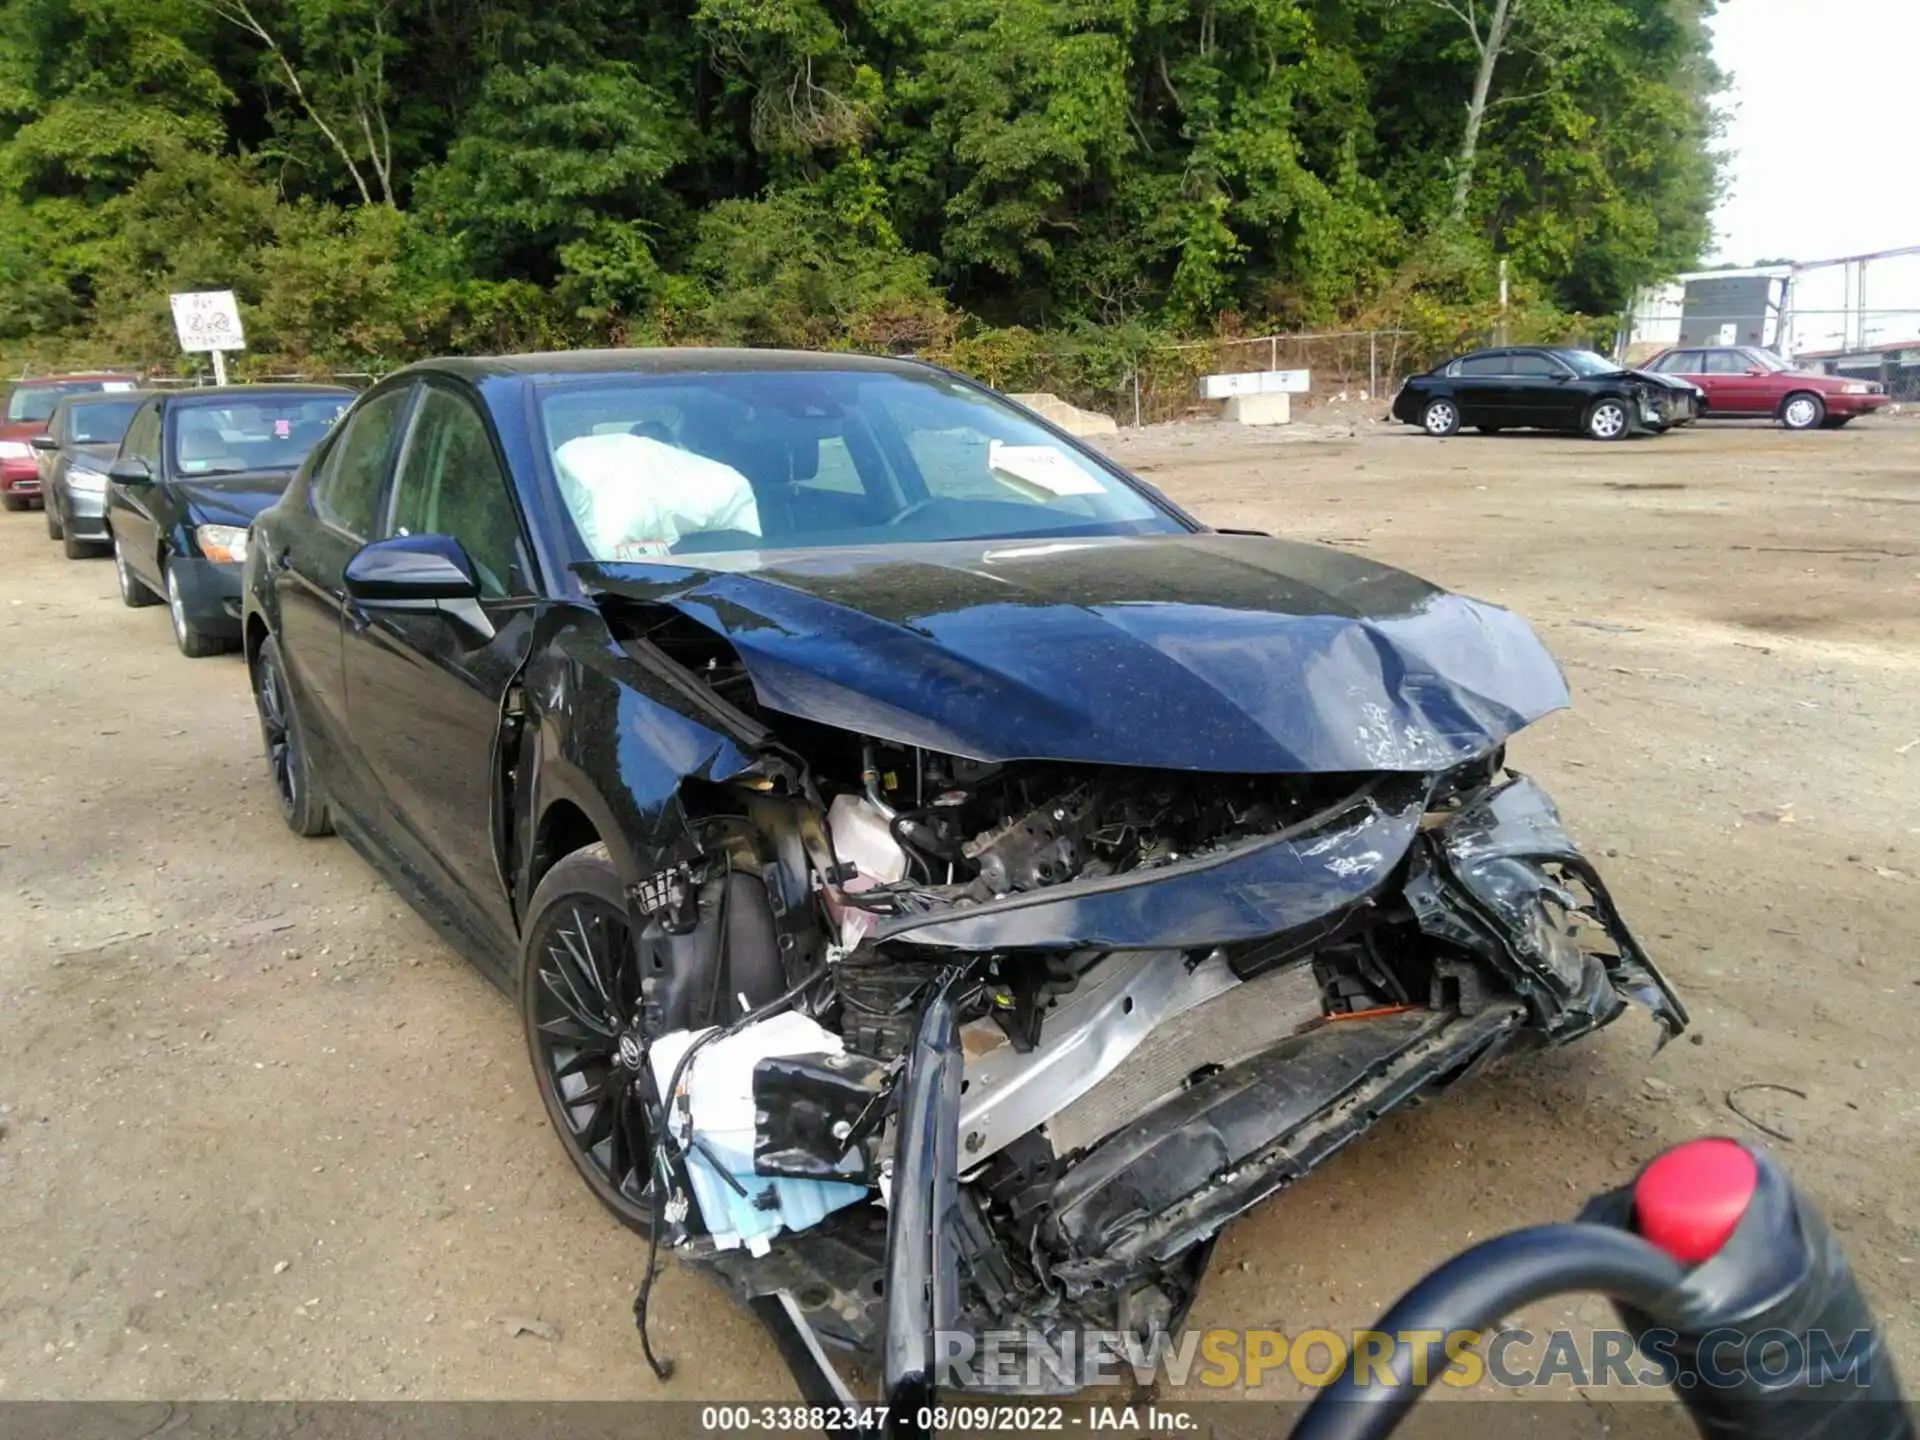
[241,350,1685,1406]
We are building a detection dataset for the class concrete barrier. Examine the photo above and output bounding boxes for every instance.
[1009,392,1120,437]
[1222,393,1292,426]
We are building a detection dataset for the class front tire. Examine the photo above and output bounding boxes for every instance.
[166,560,229,658]
[522,844,661,1234]
[114,535,160,607]
[46,503,62,540]
[62,529,104,561]
[1781,392,1825,431]
[1585,398,1630,441]
[252,633,332,837]
[1422,399,1461,437]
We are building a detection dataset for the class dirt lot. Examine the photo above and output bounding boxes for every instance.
[1,416,1917,1405]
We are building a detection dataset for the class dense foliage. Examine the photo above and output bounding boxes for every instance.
[0,0,1722,377]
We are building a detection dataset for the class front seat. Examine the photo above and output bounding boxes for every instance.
[175,422,234,474]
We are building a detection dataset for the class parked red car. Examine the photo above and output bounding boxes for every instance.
[1642,346,1887,430]
[1,374,140,509]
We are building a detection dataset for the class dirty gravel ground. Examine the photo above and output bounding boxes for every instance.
[1,417,1916,1409]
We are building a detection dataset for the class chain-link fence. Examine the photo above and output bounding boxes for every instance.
[971,328,1435,428]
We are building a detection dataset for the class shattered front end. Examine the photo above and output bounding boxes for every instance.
[643,761,1684,1410]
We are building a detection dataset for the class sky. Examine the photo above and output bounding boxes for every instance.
[1707,0,1920,264]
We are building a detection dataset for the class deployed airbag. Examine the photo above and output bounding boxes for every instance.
[555,432,761,560]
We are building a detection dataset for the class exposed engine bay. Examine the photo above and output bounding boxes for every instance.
[617,707,1688,1402]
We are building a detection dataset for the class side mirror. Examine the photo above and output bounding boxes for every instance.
[108,456,153,485]
[29,434,57,452]
[344,533,481,602]
[343,533,494,641]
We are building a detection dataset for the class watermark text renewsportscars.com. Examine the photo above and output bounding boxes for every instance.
[934,1326,1879,1392]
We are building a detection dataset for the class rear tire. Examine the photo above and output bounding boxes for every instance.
[114,535,160,607]
[62,530,104,561]
[1781,392,1825,431]
[166,561,229,658]
[1585,398,1630,441]
[1421,399,1461,437]
[46,504,62,540]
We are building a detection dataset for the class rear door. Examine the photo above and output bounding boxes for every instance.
[274,383,416,800]
[339,380,540,960]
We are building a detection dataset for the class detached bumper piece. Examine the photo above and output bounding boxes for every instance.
[698,776,1685,1419]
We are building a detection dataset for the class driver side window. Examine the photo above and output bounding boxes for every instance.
[121,402,162,469]
[387,387,529,598]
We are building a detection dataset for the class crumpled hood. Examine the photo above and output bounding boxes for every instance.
[577,533,1570,773]
[1630,370,1700,393]
[173,471,293,528]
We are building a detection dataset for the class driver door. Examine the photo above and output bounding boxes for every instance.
[106,399,166,589]
[339,381,540,964]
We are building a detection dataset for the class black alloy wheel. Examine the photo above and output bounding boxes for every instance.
[254,635,330,836]
[523,845,661,1233]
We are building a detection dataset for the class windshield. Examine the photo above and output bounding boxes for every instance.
[536,369,1181,560]
[7,380,126,424]
[1557,350,1619,376]
[63,397,144,445]
[170,395,350,475]
[1742,348,1791,372]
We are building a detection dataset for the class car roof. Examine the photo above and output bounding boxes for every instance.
[52,389,155,408]
[160,384,356,404]
[392,347,935,385]
[14,373,138,384]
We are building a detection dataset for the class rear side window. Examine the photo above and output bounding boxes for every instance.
[312,387,411,537]
[1456,354,1509,376]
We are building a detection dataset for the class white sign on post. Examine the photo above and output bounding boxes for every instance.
[169,290,246,386]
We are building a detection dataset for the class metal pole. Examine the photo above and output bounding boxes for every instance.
[1497,258,1509,346]
[1369,333,1378,401]
[1269,336,1278,373]
[211,349,229,387]
[1131,371,1141,428]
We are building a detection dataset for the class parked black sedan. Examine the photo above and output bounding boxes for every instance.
[31,390,148,558]
[106,385,352,655]
[241,349,1682,1402]
[1392,346,1673,440]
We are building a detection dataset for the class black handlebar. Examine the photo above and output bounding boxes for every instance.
[1291,1223,1688,1440]
[1291,1139,1913,1440]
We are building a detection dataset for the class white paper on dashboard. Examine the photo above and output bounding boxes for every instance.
[986,440,1105,500]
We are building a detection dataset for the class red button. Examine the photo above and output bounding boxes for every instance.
[1634,1138,1758,1264]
